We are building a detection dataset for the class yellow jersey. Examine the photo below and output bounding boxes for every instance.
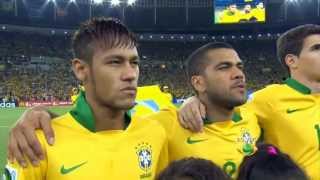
[219,10,241,24]
[240,11,253,21]
[147,107,261,179]
[248,78,320,180]
[4,91,169,180]
[251,8,265,22]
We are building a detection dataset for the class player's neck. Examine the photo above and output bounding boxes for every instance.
[199,96,233,122]
[291,74,320,93]
[86,96,127,131]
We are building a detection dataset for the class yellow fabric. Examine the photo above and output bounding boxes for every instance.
[147,107,261,179]
[251,8,265,22]
[240,11,253,21]
[131,85,176,119]
[5,113,169,180]
[71,95,78,105]
[247,84,320,180]
[219,10,241,24]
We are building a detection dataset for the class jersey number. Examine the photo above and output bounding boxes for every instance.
[315,124,320,150]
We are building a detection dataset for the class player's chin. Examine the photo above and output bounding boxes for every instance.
[116,98,136,110]
[231,96,246,106]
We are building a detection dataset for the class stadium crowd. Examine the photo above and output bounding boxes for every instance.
[0,31,285,103]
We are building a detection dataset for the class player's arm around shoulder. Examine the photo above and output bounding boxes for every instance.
[4,130,48,180]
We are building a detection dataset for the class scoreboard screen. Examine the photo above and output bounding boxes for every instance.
[214,0,266,24]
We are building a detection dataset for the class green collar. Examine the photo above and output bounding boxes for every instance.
[69,90,131,132]
[203,112,242,125]
[284,78,311,95]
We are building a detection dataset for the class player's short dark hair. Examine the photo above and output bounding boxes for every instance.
[277,24,320,74]
[186,42,234,86]
[238,144,308,180]
[72,17,137,64]
[157,157,230,180]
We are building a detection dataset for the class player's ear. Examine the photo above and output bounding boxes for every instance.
[72,58,88,82]
[285,54,298,70]
[191,75,206,93]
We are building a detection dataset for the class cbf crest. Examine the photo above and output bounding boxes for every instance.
[237,128,256,155]
[136,142,153,179]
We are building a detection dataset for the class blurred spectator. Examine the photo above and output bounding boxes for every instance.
[0,31,285,102]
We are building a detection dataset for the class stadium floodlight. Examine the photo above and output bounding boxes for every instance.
[286,0,298,3]
[70,0,76,3]
[111,0,120,6]
[128,0,136,5]
[93,0,104,4]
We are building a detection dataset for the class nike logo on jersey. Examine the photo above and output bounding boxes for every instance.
[60,161,87,175]
[286,108,305,114]
[187,137,208,144]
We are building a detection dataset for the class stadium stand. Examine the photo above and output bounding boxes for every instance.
[0,31,286,104]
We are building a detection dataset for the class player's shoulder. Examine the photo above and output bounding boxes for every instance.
[255,83,284,95]
[50,113,74,127]
[146,107,178,121]
[237,105,259,123]
[143,107,180,134]
[34,114,72,144]
[249,83,286,101]
[132,114,169,138]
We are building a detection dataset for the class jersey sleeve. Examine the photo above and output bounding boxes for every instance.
[147,107,178,140]
[3,131,48,180]
[246,89,273,126]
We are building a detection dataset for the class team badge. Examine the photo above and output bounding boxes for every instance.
[136,142,153,179]
[237,128,256,155]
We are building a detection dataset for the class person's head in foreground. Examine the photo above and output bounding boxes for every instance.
[237,144,308,180]
[157,157,230,180]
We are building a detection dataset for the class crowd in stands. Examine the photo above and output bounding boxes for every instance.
[0,31,286,103]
